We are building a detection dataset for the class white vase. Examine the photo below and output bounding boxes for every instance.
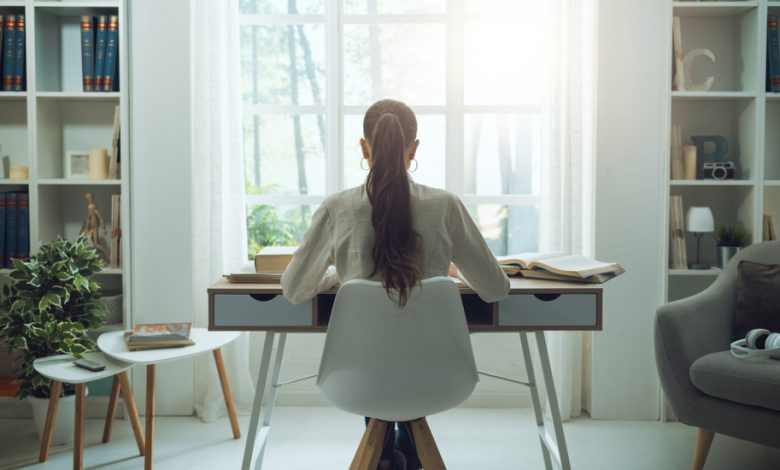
[28,387,88,446]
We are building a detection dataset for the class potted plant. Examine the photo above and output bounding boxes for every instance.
[0,234,105,444]
[714,224,751,268]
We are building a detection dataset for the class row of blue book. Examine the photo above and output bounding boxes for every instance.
[769,14,780,92]
[80,14,119,92]
[0,191,29,268]
[0,14,26,92]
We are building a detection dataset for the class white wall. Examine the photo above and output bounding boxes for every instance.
[590,0,668,420]
[127,0,671,419]
[129,0,194,415]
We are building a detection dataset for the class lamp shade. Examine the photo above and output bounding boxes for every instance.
[686,206,714,233]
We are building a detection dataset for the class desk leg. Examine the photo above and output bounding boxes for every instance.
[74,383,86,470]
[39,380,62,462]
[534,331,572,470]
[145,364,156,470]
[520,333,553,470]
[256,333,287,466]
[242,332,275,470]
[213,348,241,438]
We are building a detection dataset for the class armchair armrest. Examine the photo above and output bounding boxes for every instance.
[655,283,735,420]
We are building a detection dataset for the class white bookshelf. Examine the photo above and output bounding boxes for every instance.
[0,0,130,392]
[663,0,775,303]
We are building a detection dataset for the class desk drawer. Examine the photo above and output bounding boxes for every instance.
[499,293,598,328]
[212,294,312,328]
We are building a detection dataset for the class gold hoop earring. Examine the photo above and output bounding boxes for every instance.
[409,159,418,173]
[360,158,369,171]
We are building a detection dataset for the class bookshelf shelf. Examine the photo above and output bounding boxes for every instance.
[670,180,755,186]
[35,91,120,100]
[37,178,120,186]
[669,268,722,277]
[765,180,780,186]
[671,91,757,100]
[673,2,758,18]
[0,92,27,100]
[0,179,29,185]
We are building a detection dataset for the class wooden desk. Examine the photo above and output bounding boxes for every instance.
[208,277,603,470]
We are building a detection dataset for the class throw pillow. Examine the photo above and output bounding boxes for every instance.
[733,260,780,340]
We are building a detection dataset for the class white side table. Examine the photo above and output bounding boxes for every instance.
[97,328,241,470]
[33,352,145,470]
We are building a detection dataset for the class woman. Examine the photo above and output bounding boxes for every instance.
[282,99,509,469]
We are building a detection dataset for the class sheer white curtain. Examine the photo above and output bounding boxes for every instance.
[191,0,256,421]
[539,0,598,420]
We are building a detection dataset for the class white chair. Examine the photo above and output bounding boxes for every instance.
[317,277,478,470]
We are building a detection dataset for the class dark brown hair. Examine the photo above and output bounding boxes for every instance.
[363,99,421,306]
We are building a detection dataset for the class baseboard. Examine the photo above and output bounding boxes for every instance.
[0,396,125,420]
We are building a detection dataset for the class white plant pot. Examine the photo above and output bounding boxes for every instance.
[28,387,88,446]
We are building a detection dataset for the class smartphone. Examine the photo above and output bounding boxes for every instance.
[73,358,106,372]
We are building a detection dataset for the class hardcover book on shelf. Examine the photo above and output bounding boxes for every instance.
[2,15,15,91]
[670,125,683,180]
[110,193,121,268]
[764,214,777,241]
[0,193,6,268]
[669,195,688,270]
[94,15,107,91]
[495,252,624,283]
[124,322,194,351]
[109,104,120,178]
[254,245,297,273]
[672,16,685,91]
[15,191,28,261]
[102,15,119,91]
[769,14,780,93]
[4,191,16,268]
[80,16,95,91]
[12,14,23,91]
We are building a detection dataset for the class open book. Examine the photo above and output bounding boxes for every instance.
[496,252,624,283]
[225,263,283,283]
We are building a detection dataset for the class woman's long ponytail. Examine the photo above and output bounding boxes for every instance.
[364,100,421,306]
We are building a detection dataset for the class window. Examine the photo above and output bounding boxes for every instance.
[239,0,550,255]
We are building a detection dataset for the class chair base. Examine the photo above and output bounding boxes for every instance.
[350,418,446,470]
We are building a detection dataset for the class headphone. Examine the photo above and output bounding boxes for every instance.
[730,328,780,359]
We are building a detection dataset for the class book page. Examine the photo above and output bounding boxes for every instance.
[496,251,567,269]
[530,255,620,278]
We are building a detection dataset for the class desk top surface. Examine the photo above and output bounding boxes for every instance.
[208,276,602,296]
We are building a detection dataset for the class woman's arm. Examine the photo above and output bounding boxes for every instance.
[281,205,337,304]
[448,197,510,303]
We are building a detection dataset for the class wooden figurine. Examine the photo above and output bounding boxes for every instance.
[83,192,110,263]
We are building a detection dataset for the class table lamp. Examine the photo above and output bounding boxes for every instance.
[686,206,714,269]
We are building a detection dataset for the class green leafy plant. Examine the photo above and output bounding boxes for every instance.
[714,224,751,247]
[0,234,105,400]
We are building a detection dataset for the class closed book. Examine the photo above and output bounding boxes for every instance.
[93,15,107,91]
[769,15,780,92]
[0,15,4,83]
[4,191,16,268]
[0,193,6,268]
[2,15,14,91]
[80,16,95,91]
[109,104,120,178]
[110,193,120,267]
[102,15,118,91]
[254,245,297,273]
[124,323,194,351]
[12,14,23,91]
[15,192,27,261]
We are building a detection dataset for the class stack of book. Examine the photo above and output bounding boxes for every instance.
[225,246,296,283]
[80,14,119,92]
[0,14,26,91]
[496,252,624,284]
[124,322,194,351]
[0,190,28,267]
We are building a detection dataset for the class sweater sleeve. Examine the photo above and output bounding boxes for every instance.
[447,196,510,303]
[281,205,337,304]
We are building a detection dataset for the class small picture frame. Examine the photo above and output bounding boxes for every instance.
[65,151,90,179]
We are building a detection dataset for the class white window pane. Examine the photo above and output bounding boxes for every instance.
[467,204,539,256]
[244,114,327,195]
[343,0,445,15]
[343,24,446,106]
[464,114,540,196]
[343,114,446,190]
[240,24,325,105]
[246,204,318,255]
[464,0,540,16]
[464,18,546,105]
[240,0,325,14]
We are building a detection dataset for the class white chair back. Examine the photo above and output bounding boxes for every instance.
[317,276,478,422]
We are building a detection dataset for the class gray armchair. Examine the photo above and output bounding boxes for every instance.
[655,240,780,470]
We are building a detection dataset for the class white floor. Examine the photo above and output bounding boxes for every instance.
[1,407,779,470]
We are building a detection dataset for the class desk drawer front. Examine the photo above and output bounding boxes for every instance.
[213,294,311,327]
[499,294,598,327]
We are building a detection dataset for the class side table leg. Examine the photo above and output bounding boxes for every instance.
[535,331,572,470]
[213,348,241,438]
[39,380,62,462]
[520,333,553,470]
[74,383,86,470]
[242,332,275,470]
[103,376,121,443]
[145,364,156,470]
[118,371,146,455]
